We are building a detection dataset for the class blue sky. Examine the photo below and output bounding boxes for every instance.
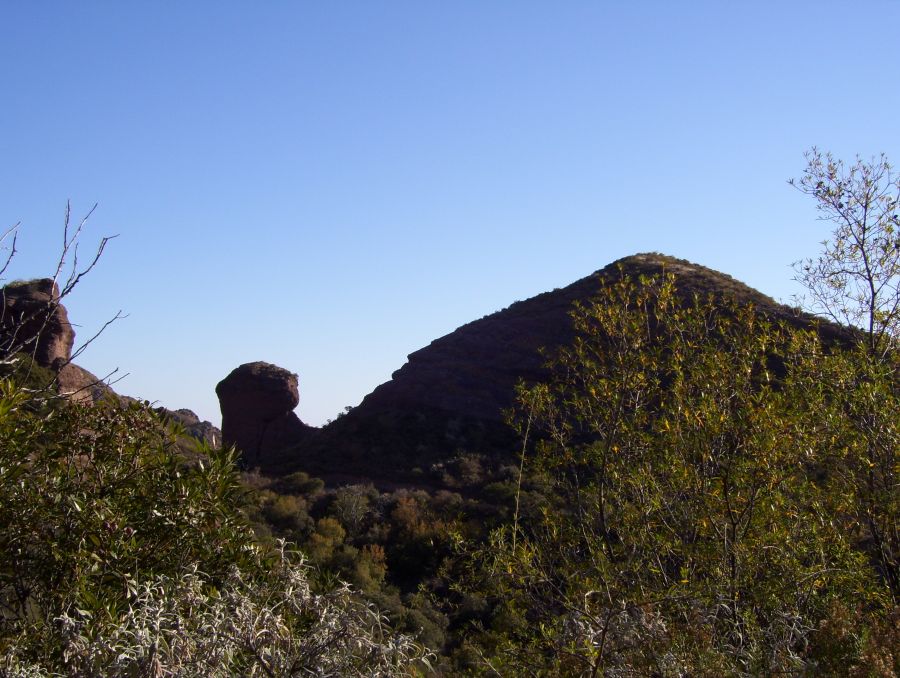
[2,3,898,426]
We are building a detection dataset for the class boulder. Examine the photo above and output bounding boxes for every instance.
[215,361,313,467]
[1,279,74,368]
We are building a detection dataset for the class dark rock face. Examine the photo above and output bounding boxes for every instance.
[277,253,848,481]
[216,362,313,467]
[361,253,836,425]
[1,279,75,368]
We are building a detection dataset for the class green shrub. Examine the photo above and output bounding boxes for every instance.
[0,353,57,394]
[0,381,428,675]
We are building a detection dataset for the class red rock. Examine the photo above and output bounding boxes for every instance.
[285,254,852,482]
[215,361,313,467]
[1,279,74,368]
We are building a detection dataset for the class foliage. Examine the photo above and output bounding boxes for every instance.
[0,388,248,636]
[465,272,891,675]
[791,148,900,350]
[0,353,57,394]
[0,382,428,676]
[240,472,472,661]
[3,547,427,677]
[791,341,900,605]
[792,148,900,603]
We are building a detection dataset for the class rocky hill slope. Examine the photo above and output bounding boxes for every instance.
[254,253,846,482]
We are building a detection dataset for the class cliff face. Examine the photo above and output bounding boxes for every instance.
[265,253,842,480]
[1,278,74,369]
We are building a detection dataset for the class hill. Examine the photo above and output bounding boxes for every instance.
[259,253,846,482]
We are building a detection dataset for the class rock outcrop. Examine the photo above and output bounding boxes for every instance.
[1,279,116,404]
[56,362,113,404]
[216,361,313,467]
[272,253,849,481]
[155,407,222,447]
[1,278,75,369]
[1,279,224,453]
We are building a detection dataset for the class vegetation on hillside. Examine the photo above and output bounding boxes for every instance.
[454,150,899,674]
[258,151,899,674]
[1,151,898,675]
[0,385,430,676]
[462,275,893,674]
[0,212,429,676]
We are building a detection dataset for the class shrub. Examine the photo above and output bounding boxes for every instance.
[0,381,429,675]
[2,546,429,677]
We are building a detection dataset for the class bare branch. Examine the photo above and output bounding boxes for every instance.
[1,204,122,405]
[791,149,900,351]
[68,310,127,364]
[0,223,19,281]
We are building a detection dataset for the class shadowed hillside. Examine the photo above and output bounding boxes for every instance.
[266,253,847,482]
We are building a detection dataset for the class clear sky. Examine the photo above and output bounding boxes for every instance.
[2,3,898,426]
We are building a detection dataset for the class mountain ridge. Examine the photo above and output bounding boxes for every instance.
[260,252,845,482]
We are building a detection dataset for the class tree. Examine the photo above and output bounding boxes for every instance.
[791,148,900,354]
[470,272,880,675]
[792,149,900,605]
